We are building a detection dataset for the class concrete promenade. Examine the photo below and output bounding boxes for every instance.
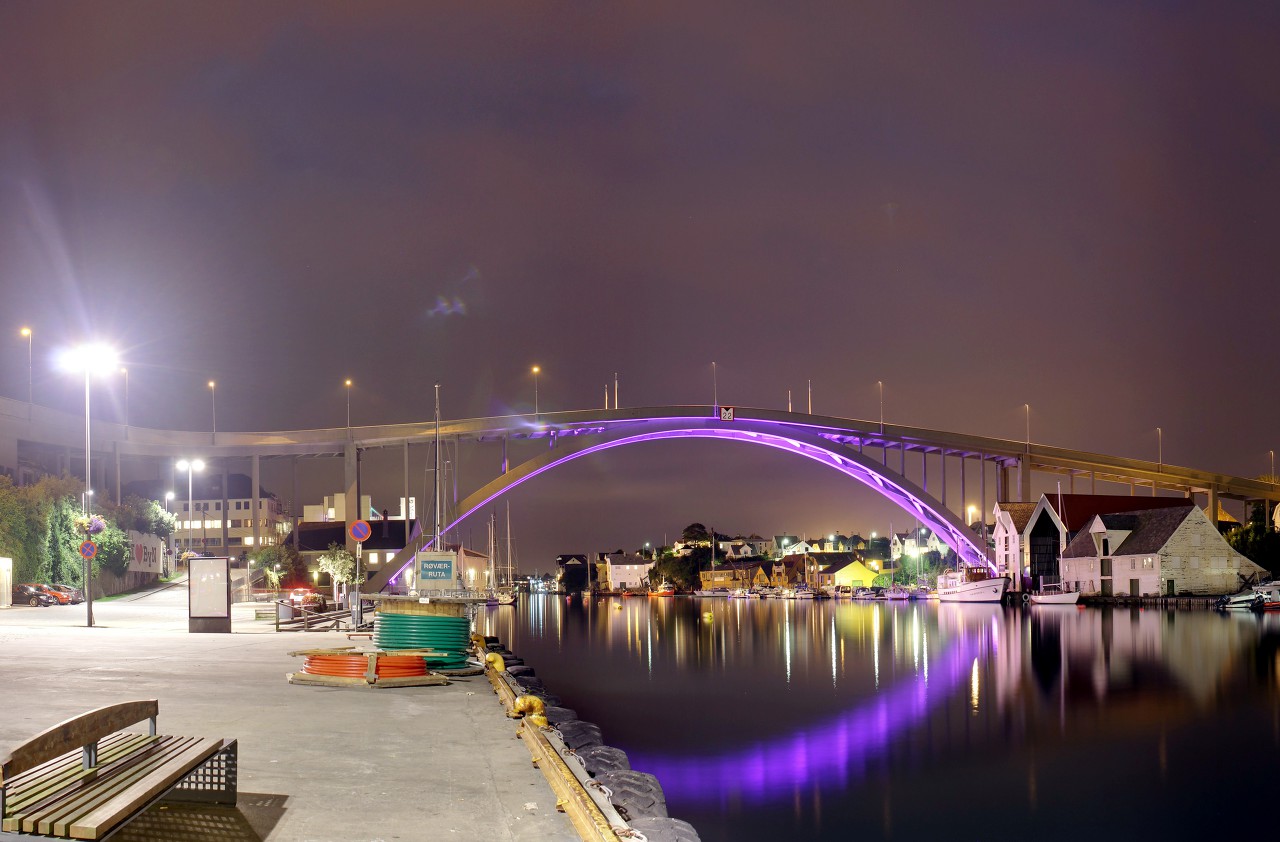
[0,581,577,842]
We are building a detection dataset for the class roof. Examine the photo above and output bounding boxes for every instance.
[815,553,859,574]
[1061,505,1194,558]
[1037,494,1189,533]
[998,502,1039,533]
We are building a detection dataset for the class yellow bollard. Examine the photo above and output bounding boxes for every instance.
[485,651,506,672]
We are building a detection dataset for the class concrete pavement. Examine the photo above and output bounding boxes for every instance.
[0,581,577,842]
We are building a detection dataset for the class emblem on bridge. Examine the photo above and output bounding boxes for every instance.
[719,406,735,422]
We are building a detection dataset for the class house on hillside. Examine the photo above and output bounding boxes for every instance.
[1059,504,1265,596]
[699,561,767,591]
[890,528,944,561]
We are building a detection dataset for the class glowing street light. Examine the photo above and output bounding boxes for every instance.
[176,458,205,564]
[531,365,540,415]
[208,381,217,437]
[344,378,353,428]
[967,505,977,526]
[60,341,119,628]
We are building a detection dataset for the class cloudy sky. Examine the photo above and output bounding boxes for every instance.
[2,3,1278,566]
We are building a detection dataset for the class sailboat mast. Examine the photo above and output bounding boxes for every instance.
[505,501,514,587]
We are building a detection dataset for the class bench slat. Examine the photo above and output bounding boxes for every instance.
[1,734,152,819]
[4,736,216,839]
[26,737,204,838]
[0,702,158,783]
[68,737,223,840]
[28,738,204,837]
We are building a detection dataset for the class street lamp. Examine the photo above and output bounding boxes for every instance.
[176,458,205,566]
[60,341,119,628]
[119,367,129,433]
[967,505,977,526]
[531,365,540,415]
[877,380,884,433]
[344,378,353,428]
[712,362,718,411]
[19,327,31,417]
[208,381,217,437]
[1024,403,1031,450]
[1157,427,1162,473]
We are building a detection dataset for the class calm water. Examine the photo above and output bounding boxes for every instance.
[481,596,1280,842]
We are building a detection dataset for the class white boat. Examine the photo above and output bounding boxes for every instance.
[1029,584,1080,605]
[853,587,877,600]
[1215,582,1280,611]
[694,587,730,597]
[793,586,816,600]
[496,589,516,606]
[937,564,1009,603]
[884,584,911,601]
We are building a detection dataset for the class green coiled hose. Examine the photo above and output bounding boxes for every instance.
[374,613,472,669]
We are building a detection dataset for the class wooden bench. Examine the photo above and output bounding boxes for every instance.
[0,700,236,840]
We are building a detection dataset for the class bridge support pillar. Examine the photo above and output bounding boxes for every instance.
[1019,459,1031,503]
[251,455,261,552]
[1207,487,1219,526]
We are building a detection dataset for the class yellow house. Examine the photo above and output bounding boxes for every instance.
[816,555,880,589]
[698,561,765,590]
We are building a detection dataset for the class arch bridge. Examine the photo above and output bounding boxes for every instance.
[1,398,1274,588]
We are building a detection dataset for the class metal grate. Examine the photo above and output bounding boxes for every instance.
[168,740,238,806]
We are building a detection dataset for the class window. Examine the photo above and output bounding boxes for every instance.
[1143,558,1153,569]
[214,502,221,511]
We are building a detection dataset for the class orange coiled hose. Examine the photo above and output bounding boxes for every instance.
[301,654,427,678]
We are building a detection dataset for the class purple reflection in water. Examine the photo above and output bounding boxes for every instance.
[627,635,985,804]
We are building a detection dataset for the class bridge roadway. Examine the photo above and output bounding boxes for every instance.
[2,396,1275,571]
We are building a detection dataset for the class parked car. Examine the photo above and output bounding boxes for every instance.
[46,584,84,604]
[27,583,75,605]
[287,588,328,612]
[12,584,56,607]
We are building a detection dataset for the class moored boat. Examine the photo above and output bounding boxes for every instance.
[884,584,911,601]
[1215,582,1280,611]
[1029,583,1080,605]
[937,564,1008,603]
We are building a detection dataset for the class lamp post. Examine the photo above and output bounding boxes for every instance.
[62,342,119,628]
[176,458,205,567]
[19,327,31,418]
[119,367,129,434]
[208,381,217,438]
[1271,450,1275,483]
[967,505,977,526]
[344,378,353,428]
[712,362,718,411]
[1157,427,1162,472]
[878,380,884,433]
[531,366,540,415]
[1024,403,1030,450]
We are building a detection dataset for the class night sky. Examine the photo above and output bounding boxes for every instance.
[2,3,1278,569]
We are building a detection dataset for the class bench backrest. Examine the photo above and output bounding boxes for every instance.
[0,700,159,783]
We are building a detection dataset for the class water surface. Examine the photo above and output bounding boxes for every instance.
[482,596,1280,841]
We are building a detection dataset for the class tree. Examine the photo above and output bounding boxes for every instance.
[681,523,709,544]
[250,544,308,591]
[316,542,356,605]
[1227,503,1280,577]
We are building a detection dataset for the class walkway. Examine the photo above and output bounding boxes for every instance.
[0,584,576,841]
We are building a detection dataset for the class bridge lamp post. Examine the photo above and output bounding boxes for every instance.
[1271,450,1275,484]
[344,378,353,428]
[208,381,217,438]
[176,459,205,565]
[19,327,32,418]
[1024,403,1030,450]
[712,362,718,411]
[967,505,977,526]
[119,367,129,433]
[531,365,540,416]
[1157,427,1162,473]
[878,381,884,433]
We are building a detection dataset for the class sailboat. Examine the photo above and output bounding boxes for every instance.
[496,502,517,606]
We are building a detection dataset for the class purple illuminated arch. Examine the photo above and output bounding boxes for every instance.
[375,418,989,591]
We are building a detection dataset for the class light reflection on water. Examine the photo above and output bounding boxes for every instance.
[481,597,1280,842]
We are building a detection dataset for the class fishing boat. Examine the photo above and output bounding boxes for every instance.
[1029,583,1080,605]
[937,564,1008,603]
[652,581,676,597]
